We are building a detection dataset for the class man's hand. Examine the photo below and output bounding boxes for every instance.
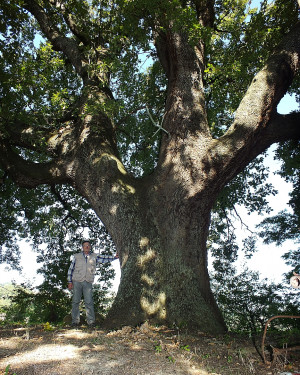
[68,282,73,290]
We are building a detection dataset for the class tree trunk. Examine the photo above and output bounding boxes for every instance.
[103,178,226,334]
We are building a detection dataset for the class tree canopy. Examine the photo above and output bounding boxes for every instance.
[0,0,299,333]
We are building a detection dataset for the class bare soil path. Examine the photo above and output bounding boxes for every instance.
[1,323,299,375]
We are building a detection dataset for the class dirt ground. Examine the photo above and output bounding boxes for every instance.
[0,323,299,375]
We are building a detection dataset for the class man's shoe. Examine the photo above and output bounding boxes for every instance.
[87,323,95,329]
[71,322,79,328]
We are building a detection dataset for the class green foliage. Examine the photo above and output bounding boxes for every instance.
[0,284,17,312]
[2,284,35,323]
[269,140,299,230]
[217,155,277,215]
[4,365,16,375]
[258,210,299,246]
[207,0,299,134]
[154,342,162,353]
[115,59,167,175]
[2,266,115,324]
[180,344,190,352]
[0,181,117,323]
[1,0,298,202]
[2,283,69,324]
[42,321,54,331]
[282,248,300,273]
[0,14,80,143]
[0,159,117,325]
[257,140,299,276]
[0,176,23,269]
[0,0,298,168]
[208,142,299,335]
[211,265,300,335]
[209,171,272,271]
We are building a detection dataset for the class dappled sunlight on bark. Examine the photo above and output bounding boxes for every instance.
[136,248,155,267]
[136,238,168,319]
[140,292,167,319]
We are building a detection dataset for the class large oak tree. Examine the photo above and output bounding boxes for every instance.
[0,0,299,334]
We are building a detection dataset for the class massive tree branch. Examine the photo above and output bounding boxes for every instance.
[23,1,113,106]
[2,116,83,158]
[3,120,54,152]
[222,112,300,181]
[231,21,299,135]
[23,0,113,95]
[212,21,300,182]
[50,184,80,224]
[23,0,88,81]
[155,30,210,140]
[48,0,91,46]
[193,0,215,27]
[0,141,71,187]
[262,112,300,144]
[153,3,216,144]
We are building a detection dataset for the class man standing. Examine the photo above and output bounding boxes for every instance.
[67,240,118,327]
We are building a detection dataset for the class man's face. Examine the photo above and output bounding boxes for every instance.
[82,241,91,255]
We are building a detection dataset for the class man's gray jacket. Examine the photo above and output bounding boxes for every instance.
[71,253,97,283]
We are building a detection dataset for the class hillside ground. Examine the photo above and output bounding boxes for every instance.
[1,323,299,375]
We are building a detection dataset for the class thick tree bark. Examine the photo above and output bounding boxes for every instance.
[101,179,226,333]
